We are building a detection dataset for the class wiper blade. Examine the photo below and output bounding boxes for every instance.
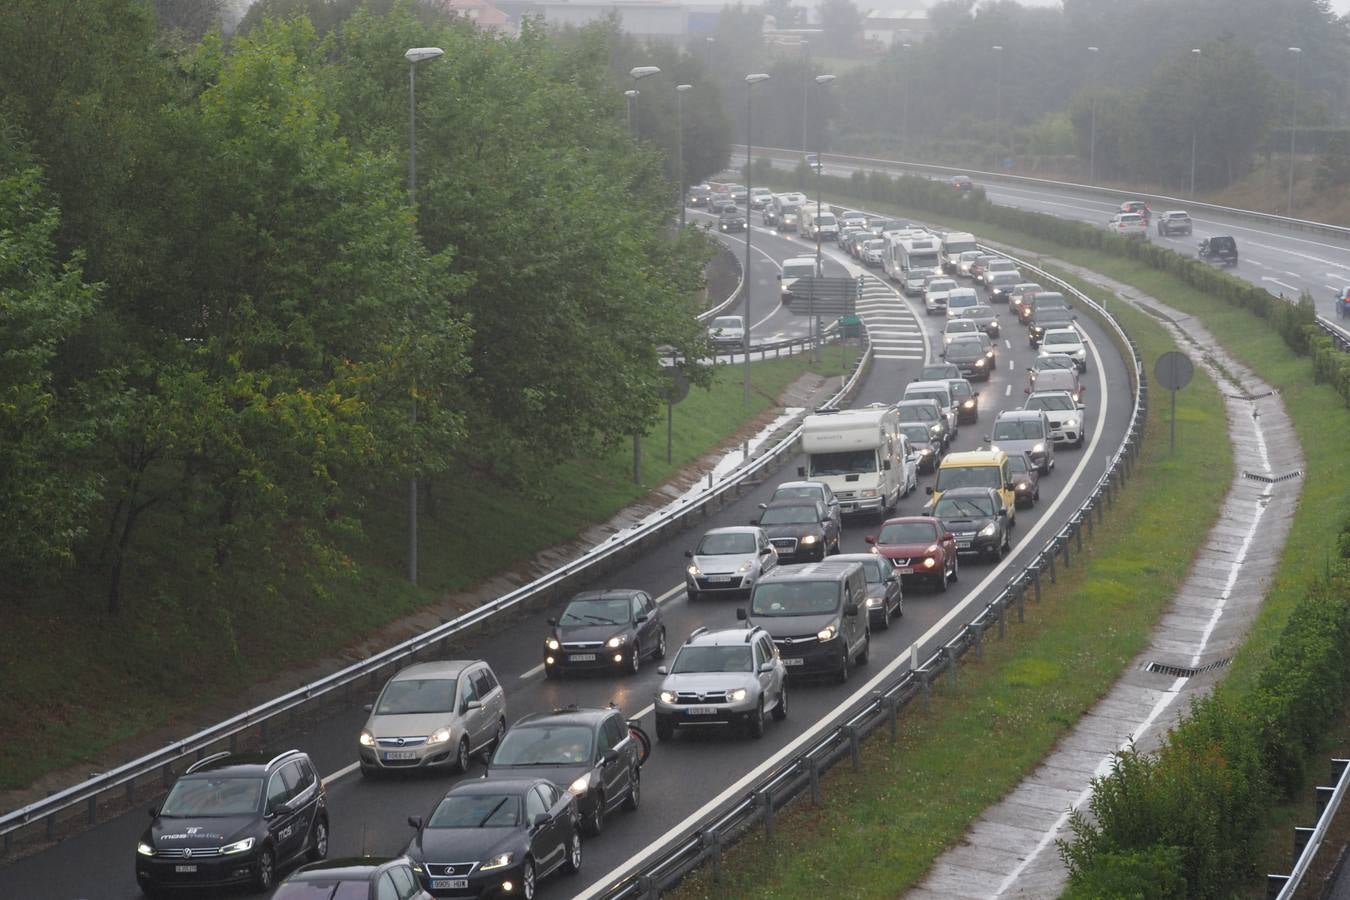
[478,797,510,828]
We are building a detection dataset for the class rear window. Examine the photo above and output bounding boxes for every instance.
[936,464,1001,492]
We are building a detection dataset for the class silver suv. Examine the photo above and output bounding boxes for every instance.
[654,626,788,741]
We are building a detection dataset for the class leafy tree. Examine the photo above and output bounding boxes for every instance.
[817,0,863,56]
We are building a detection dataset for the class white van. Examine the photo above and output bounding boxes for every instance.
[798,406,917,518]
[800,204,839,241]
[780,256,824,300]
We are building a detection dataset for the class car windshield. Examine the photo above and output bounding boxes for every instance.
[920,365,959,380]
[1043,333,1081,347]
[946,321,977,334]
[898,425,931,445]
[783,263,815,278]
[1008,455,1032,475]
[697,532,756,555]
[376,678,457,715]
[1167,212,1188,220]
[857,558,890,583]
[159,776,263,817]
[865,240,886,251]
[988,260,1014,271]
[960,251,982,262]
[759,505,820,526]
[990,273,1018,286]
[927,279,956,292]
[877,521,938,544]
[560,597,631,626]
[994,421,1044,440]
[751,581,840,616]
[936,496,995,517]
[948,381,973,400]
[493,724,594,766]
[809,449,877,476]
[936,466,1001,491]
[671,645,753,674]
[273,883,371,900]
[896,404,937,423]
[428,793,522,828]
[773,485,823,503]
[1210,237,1236,250]
[1029,395,1076,411]
[907,391,948,407]
[1037,357,1075,371]
[946,343,981,360]
[711,317,742,330]
[1034,295,1068,311]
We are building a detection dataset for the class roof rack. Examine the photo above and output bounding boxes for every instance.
[686,626,709,643]
[551,704,580,714]
[184,751,231,774]
[265,749,301,770]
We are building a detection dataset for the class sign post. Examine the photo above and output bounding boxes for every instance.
[1153,351,1195,455]
[661,368,692,465]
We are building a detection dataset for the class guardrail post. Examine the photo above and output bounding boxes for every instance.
[1032,569,1042,604]
[882,692,899,740]
[1266,874,1290,899]
[706,830,722,882]
[997,594,1006,640]
[1047,548,1057,583]
[809,756,820,804]
[1317,786,1335,817]
[1075,519,1084,554]
[973,620,984,659]
[920,669,932,712]
[86,795,96,826]
[844,725,861,769]
[759,790,774,838]
[1294,826,1315,857]
[946,646,958,686]
[1332,758,1350,781]
[46,812,54,841]
[638,875,656,899]
[1062,534,1072,569]
[162,763,173,788]
[1086,506,1095,539]
[1018,582,1027,624]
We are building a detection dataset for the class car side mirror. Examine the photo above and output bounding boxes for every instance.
[864,535,876,544]
[684,550,693,559]
[408,815,424,830]
[657,665,669,675]
[759,662,776,673]
[533,813,550,829]
[635,613,649,624]
[758,502,768,510]
[973,392,980,398]
[749,518,759,526]
[736,608,749,621]
[999,508,1008,518]
[776,274,782,281]
[603,749,621,765]
[363,703,374,713]
[925,486,934,495]
[1024,388,1031,395]
[464,699,483,712]
[882,459,892,470]
[797,466,806,477]
[149,807,158,819]
[1004,482,1015,492]
[1077,402,1086,410]
[982,434,990,443]
[944,532,956,542]
[546,617,558,627]
[844,603,860,616]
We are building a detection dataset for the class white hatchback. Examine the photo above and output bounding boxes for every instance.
[1037,327,1088,372]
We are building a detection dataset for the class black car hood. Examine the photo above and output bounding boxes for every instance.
[412,826,521,864]
[148,815,255,849]
[486,763,590,791]
[759,522,824,541]
[939,514,996,531]
[750,611,840,638]
[556,623,628,643]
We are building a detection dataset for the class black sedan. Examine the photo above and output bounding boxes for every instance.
[1006,452,1041,509]
[752,499,840,561]
[932,487,1012,562]
[275,858,432,899]
[406,778,581,899]
[836,553,903,630]
[948,378,980,424]
[544,590,666,678]
[943,340,992,381]
[897,423,942,474]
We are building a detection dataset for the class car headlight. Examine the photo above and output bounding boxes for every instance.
[867,596,882,607]
[861,488,879,498]
[427,727,452,746]
[963,400,975,408]
[728,688,748,702]
[979,523,997,537]
[221,837,255,855]
[359,730,375,747]
[687,564,700,577]
[800,534,818,544]
[975,359,986,367]
[930,424,942,435]
[817,624,837,642]
[1066,418,1080,429]
[137,841,155,857]
[919,447,933,456]
[737,559,754,574]
[606,634,628,648]
[1032,443,1044,453]
[569,773,594,796]
[545,637,560,651]
[659,691,677,704]
[1018,481,1029,490]
[480,852,515,872]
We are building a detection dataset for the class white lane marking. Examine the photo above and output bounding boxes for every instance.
[1327,272,1350,282]
[1261,277,1300,293]
[575,331,1113,900]
[520,663,545,679]
[1243,237,1350,271]
[1285,271,1302,279]
[1008,358,1015,370]
[323,761,360,786]
[1006,384,1012,397]
[875,353,926,360]
[1326,284,1340,292]
[1005,339,1012,349]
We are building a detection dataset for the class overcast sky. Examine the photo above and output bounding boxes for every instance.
[987,0,1350,14]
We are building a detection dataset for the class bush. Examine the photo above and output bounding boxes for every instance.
[1061,845,1188,900]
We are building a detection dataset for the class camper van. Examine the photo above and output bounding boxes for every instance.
[797,406,917,518]
[799,203,839,241]
[941,232,979,274]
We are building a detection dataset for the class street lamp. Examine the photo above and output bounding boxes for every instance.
[1087,46,1099,184]
[624,89,639,137]
[900,42,912,157]
[628,66,661,139]
[744,73,772,409]
[1288,46,1303,215]
[800,40,810,153]
[705,36,715,68]
[1189,47,1200,196]
[811,74,836,364]
[676,83,692,229]
[402,45,444,587]
[992,45,1004,163]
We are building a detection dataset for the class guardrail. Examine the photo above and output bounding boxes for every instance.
[1267,758,1350,899]
[696,241,745,324]
[1316,317,1350,352]
[0,322,873,859]
[741,145,1350,242]
[588,251,1148,899]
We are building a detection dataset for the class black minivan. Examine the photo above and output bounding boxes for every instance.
[742,561,871,683]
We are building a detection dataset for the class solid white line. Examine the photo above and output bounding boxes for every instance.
[1005,339,1012,349]
[1005,384,1012,397]
[323,761,360,786]
[574,331,1112,900]
[875,353,925,360]
[520,663,545,680]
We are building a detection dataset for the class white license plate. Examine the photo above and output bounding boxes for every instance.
[174,865,197,873]
[957,541,972,549]
[782,657,805,667]
[687,706,717,715]
[897,567,914,575]
[384,751,417,761]
[569,653,596,662]
[707,576,733,584]
[432,879,469,890]
[841,503,856,511]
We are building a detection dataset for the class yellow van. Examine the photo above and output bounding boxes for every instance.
[927,450,1016,524]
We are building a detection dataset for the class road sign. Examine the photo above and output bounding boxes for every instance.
[661,369,691,405]
[1154,351,1194,454]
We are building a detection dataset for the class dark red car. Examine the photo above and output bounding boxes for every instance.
[1120,200,1151,222]
[865,517,958,593]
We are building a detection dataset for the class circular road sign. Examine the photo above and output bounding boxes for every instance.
[1154,351,1194,391]
[662,369,691,405]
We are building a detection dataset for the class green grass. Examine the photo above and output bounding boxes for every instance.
[0,349,857,794]
[670,293,1233,900]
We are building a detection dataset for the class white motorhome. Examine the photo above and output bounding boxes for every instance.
[799,204,839,241]
[770,192,806,232]
[797,406,917,517]
[884,231,940,282]
[941,232,979,274]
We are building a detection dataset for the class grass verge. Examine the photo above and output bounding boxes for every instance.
[0,349,858,795]
[669,292,1233,899]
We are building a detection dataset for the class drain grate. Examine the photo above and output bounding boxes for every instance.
[1242,470,1303,484]
[1145,658,1232,678]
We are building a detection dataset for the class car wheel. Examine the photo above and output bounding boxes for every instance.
[622,768,641,811]
[878,601,891,631]
[307,815,329,862]
[655,714,675,741]
[950,554,960,582]
[584,795,605,836]
[654,628,667,660]
[455,737,472,773]
[486,717,506,759]
[748,699,767,738]
[562,831,583,875]
[628,642,641,675]
[544,664,559,680]
[936,562,950,593]
[1039,461,1051,476]
[253,845,276,892]
[837,645,851,684]
[1003,531,1012,554]
[857,631,871,665]
[772,683,788,721]
[521,858,537,900]
[686,588,700,603]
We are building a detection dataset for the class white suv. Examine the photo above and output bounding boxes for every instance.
[1108,213,1148,240]
[1037,327,1088,373]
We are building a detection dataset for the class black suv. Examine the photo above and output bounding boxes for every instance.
[1199,235,1238,267]
[136,750,328,895]
[752,499,841,561]
[931,487,1012,562]
[487,706,643,837]
[544,589,667,677]
[718,208,748,233]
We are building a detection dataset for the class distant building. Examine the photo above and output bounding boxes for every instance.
[862,1,929,47]
[520,0,728,40]
[437,0,516,34]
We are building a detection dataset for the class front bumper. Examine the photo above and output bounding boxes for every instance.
[686,573,753,597]
[136,853,260,890]
[836,495,884,515]
[957,404,978,424]
[655,698,759,728]
[775,636,843,674]
[417,861,530,898]
[951,531,1000,556]
[361,739,458,770]
[545,644,636,673]
[1046,422,1082,445]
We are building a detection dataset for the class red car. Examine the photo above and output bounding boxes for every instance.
[865,516,959,593]
[1120,200,1151,222]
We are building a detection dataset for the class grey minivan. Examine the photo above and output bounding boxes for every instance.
[989,409,1054,474]
[742,560,871,683]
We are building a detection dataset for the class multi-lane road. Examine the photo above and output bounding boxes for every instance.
[0,209,1134,898]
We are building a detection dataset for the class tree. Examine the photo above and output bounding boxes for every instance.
[818,0,863,56]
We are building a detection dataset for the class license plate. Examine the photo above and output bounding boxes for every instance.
[175,865,197,873]
[957,541,972,549]
[432,879,469,890]
[384,751,417,761]
[707,576,733,584]
[897,567,914,575]
[687,706,717,715]
[842,503,856,512]
[569,653,596,662]
[782,657,805,667]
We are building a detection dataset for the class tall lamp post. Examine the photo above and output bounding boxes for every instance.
[744,73,772,409]
[403,45,444,587]
[1288,46,1303,216]
[1087,46,1099,184]
[705,36,715,68]
[799,40,811,154]
[811,74,836,364]
[628,66,661,139]
[900,42,912,157]
[1189,47,1201,196]
[992,45,1004,164]
[676,83,692,228]
[624,89,639,137]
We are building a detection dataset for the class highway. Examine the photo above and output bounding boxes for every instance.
[0,211,1134,898]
